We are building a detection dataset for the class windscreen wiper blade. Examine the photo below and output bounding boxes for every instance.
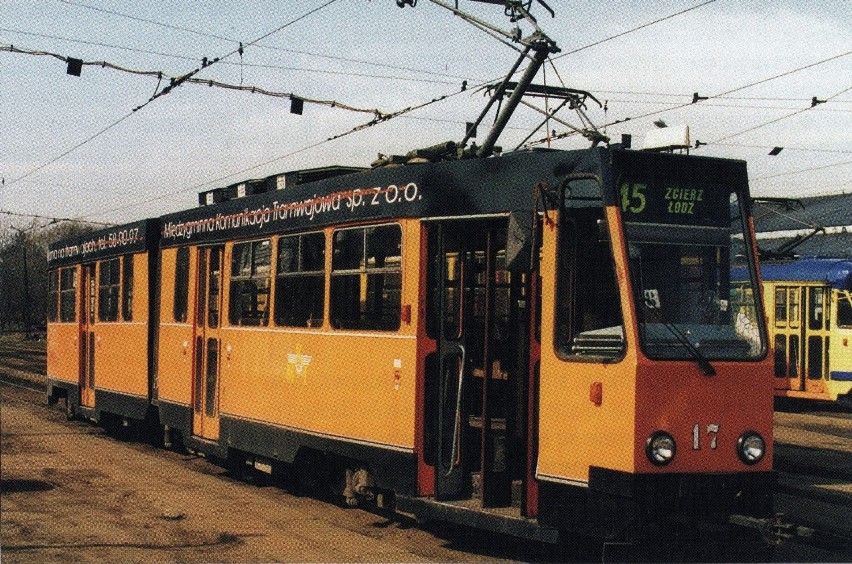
[643,298,716,376]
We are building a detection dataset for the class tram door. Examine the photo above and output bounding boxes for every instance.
[79,264,96,408]
[802,286,829,395]
[774,285,828,396]
[192,246,224,441]
[433,221,530,508]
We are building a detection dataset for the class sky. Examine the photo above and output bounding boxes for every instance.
[1,0,850,228]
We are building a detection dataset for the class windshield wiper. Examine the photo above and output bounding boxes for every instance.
[643,298,716,376]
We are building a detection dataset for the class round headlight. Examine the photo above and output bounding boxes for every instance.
[737,431,766,465]
[646,431,676,466]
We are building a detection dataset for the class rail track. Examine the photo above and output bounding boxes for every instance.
[2,338,851,562]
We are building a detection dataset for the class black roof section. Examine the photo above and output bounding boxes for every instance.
[48,219,160,268]
[160,148,610,247]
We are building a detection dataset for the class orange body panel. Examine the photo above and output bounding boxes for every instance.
[92,322,149,396]
[46,321,80,385]
[537,207,774,484]
[92,253,150,397]
[156,246,197,407]
[219,329,418,448]
[537,211,638,481]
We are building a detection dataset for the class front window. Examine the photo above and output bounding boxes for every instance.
[621,180,765,360]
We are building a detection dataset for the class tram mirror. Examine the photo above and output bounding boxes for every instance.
[506,210,533,272]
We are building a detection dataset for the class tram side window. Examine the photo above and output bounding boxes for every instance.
[554,210,625,359]
[60,268,77,322]
[122,254,134,322]
[98,258,120,322]
[774,288,787,326]
[229,239,272,326]
[809,287,826,330]
[48,269,60,322]
[174,247,190,323]
[331,224,402,331]
[838,292,852,328]
[275,232,325,327]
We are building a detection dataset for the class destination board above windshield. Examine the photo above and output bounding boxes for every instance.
[618,181,731,227]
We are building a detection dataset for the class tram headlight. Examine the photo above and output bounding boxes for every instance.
[646,431,676,466]
[737,431,766,465]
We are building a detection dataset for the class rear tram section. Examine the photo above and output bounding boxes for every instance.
[46,146,776,558]
[46,220,160,428]
[760,259,852,403]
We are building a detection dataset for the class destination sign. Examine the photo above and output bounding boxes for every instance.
[617,181,730,227]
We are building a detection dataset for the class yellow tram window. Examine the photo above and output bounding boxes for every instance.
[98,258,120,322]
[774,334,786,377]
[330,224,402,331]
[774,287,787,326]
[59,268,77,322]
[275,232,325,328]
[838,292,852,328]
[173,247,190,323]
[122,254,134,322]
[229,239,272,326]
[809,287,826,330]
[789,288,801,327]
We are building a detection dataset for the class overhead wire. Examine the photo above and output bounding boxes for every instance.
[712,84,852,142]
[2,44,389,114]
[53,0,472,82]
[61,0,735,223]
[750,158,852,182]
[4,0,342,189]
[533,49,852,146]
[0,209,113,227]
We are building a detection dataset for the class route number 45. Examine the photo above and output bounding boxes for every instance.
[693,423,720,450]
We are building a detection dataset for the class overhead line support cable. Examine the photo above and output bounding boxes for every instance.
[4,1,343,188]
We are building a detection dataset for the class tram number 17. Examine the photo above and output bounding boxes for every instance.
[692,423,720,450]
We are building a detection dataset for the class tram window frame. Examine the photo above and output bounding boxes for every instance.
[122,254,134,322]
[838,291,852,328]
[330,224,402,331]
[774,287,788,326]
[229,239,272,326]
[808,286,827,331]
[98,258,121,322]
[59,267,77,322]
[173,247,191,323]
[554,209,625,361]
[48,269,60,322]
[788,288,801,328]
[275,231,326,328]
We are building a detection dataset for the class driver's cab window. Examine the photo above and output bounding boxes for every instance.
[555,207,625,360]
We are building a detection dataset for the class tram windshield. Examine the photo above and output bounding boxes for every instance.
[620,180,765,361]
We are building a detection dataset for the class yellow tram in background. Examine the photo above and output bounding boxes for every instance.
[759,258,852,403]
[47,145,776,559]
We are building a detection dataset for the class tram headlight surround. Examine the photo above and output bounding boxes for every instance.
[646,431,676,466]
[737,431,766,465]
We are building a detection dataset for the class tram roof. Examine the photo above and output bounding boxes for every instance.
[157,146,748,248]
[758,258,852,290]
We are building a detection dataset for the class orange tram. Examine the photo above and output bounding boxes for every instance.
[47,146,776,559]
